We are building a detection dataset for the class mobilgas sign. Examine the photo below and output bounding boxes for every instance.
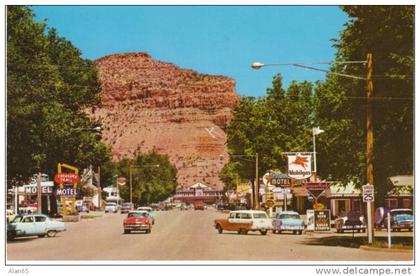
[287,154,312,180]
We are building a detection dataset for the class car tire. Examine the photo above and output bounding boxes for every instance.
[299,231,303,235]
[216,225,223,234]
[46,230,57,237]
[272,230,277,234]
[238,228,247,235]
[124,229,130,234]
[146,229,151,234]
[7,232,15,241]
[260,230,268,235]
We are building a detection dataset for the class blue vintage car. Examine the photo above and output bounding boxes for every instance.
[272,211,305,234]
[7,214,66,240]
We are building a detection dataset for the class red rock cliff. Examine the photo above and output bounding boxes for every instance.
[90,52,239,190]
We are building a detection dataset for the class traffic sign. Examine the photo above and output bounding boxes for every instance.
[117,177,126,186]
[362,184,375,202]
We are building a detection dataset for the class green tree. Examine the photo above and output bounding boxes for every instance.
[222,75,316,185]
[116,151,177,205]
[7,6,111,187]
[314,6,414,203]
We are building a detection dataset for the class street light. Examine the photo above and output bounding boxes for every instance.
[129,164,160,204]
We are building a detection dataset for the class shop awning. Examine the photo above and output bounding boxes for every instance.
[389,175,413,187]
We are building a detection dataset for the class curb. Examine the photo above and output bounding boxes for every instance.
[305,231,334,236]
[360,245,413,253]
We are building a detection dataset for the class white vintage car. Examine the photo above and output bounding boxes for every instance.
[7,214,65,240]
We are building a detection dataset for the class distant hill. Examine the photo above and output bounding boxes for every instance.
[89,52,239,190]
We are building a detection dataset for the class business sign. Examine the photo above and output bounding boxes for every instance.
[265,199,275,208]
[362,184,375,202]
[304,182,330,199]
[117,177,126,186]
[271,172,292,188]
[287,154,312,180]
[23,185,53,195]
[314,209,331,231]
[54,173,80,185]
[56,187,78,198]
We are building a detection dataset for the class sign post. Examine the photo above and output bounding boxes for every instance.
[387,211,391,248]
[362,184,375,244]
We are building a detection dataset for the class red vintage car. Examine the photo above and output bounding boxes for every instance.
[123,211,152,234]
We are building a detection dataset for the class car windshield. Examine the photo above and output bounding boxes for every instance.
[393,214,413,220]
[392,210,412,216]
[106,203,116,207]
[11,216,23,223]
[279,214,300,219]
[128,212,147,218]
[253,213,267,219]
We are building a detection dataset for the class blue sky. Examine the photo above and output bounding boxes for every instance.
[33,6,349,97]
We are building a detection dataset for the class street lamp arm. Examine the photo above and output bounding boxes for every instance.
[292,64,366,80]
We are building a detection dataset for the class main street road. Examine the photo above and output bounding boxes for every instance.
[7,208,413,262]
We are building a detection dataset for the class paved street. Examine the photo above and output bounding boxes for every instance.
[7,208,413,261]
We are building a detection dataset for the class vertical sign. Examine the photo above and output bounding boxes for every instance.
[314,209,331,231]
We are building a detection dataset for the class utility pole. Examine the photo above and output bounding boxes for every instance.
[255,153,259,209]
[366,53,375,243]
[97,166,101,210]
[129,165,133,203]
[36,172,42,214]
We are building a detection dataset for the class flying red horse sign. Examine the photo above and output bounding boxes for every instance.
[287,154,312,180]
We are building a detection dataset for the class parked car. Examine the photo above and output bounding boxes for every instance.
[123,211,152,234]
[7,214,65,240]
[382,209,413,231]
[121,202,134,213]
[194,200,205,210]
[335,210,366,233]
[272,211,305,235]
[214,210,273,235]
[105,202,119,213]
[137,207,156,224]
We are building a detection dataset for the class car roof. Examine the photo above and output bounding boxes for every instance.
[230,210,267,214]
[276,211,299,215]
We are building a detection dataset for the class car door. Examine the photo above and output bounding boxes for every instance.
[20,215,36,235]
[33,215,48,235]
[240,212,253,229]
[226,212,237,231]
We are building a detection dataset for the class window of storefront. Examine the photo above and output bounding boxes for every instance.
[352,199,362,211]
[402,198,412,209]
[385,198,398,209]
